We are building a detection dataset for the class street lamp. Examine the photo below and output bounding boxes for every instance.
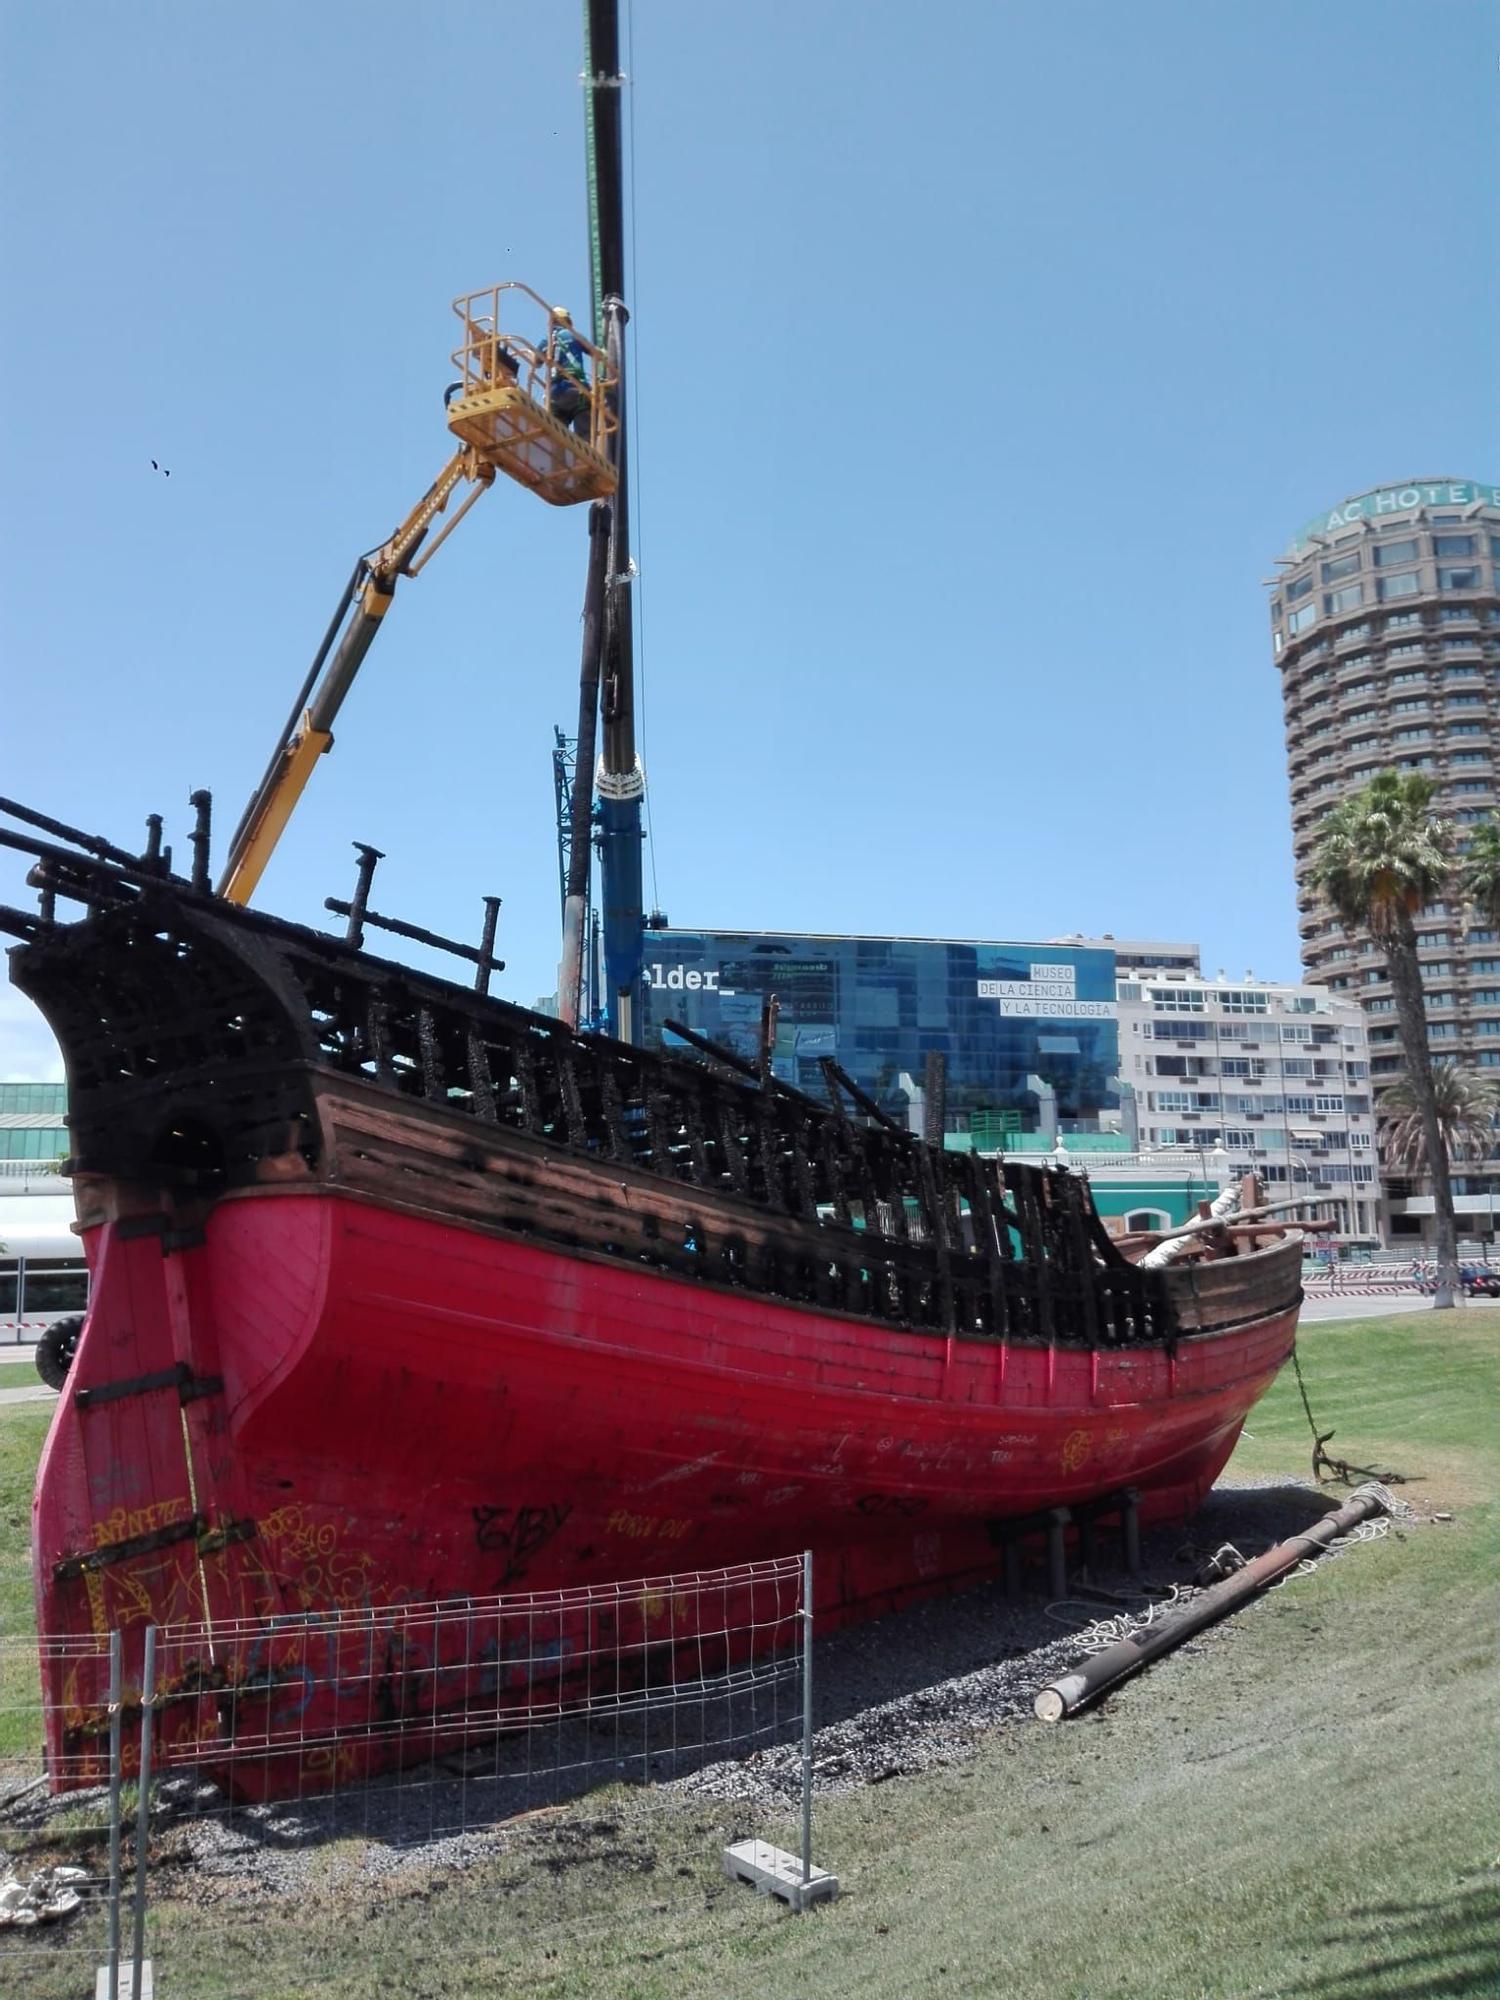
[1291,1148,1341,1262]
[1158,1141,1223,1212]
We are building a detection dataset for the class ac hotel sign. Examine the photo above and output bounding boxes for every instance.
[1289,479,1500,555]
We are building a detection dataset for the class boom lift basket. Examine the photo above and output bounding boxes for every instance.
[447,282,618,506]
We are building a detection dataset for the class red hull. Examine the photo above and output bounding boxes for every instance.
[34,1188,1297,1791]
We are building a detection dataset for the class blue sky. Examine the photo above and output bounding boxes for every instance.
[1,0,1495,1075]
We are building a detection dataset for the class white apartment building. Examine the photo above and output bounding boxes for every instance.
[1115,966,1379,1243]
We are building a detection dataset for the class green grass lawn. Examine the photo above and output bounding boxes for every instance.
[0,1401,47,1641]
[0,1403,48,1765]
[0,1358,45,1391]
[4,1311,1498,1999]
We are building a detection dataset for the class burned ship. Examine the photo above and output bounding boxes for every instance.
[3,797,1303,1791]
[3,1,1304,1794]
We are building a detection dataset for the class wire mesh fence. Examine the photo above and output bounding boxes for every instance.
[1,1629,124,1998]
[4,1553,814,1995]
[148,1554,804,1821]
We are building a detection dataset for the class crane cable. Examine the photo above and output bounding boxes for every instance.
[623,0,661,916]
[583,1,605,348]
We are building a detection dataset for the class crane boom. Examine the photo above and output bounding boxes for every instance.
[218,280,618,910]
[217,448,490,904]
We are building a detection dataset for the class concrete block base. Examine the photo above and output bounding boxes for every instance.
[723,1838,838,1912]
[96,1964,154,1998]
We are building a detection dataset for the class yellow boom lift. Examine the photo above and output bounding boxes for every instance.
[218,282,616,905]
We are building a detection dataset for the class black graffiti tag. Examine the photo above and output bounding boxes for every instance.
[853,1493,927,1518]
[472,1502,572,1587]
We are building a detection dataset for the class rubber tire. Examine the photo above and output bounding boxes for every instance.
[34,1315,84,1392]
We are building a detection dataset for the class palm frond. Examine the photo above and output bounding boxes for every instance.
[1377,1060,1500,1171]
[1458,819,1500,934]
[1308,770,1455,941]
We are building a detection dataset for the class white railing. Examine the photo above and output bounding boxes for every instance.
[1063,1154,1209,1177]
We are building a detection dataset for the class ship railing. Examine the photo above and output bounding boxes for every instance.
[0,795,1175,1350]
[287,934,1173,1343]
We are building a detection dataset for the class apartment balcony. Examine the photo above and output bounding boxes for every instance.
[1332,626,1374,653]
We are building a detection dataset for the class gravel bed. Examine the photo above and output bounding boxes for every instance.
[1,1478,1371,1902]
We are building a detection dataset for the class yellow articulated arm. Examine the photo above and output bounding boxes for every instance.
[218,449,493,905]
[220,713,337,907]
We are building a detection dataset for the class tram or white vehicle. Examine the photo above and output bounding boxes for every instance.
[0,1176,87,1345]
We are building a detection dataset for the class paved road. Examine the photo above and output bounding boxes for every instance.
[1300,1290,1500,1324]
[0,1382,56,1406]
[1300,1291,1435,1324]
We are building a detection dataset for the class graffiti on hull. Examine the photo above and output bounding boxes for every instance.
[472,1501,572,1587]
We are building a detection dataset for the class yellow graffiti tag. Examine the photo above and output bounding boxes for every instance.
[1060,1430,1093,1474]
[606,1510,690,1542]
[258,1505,381,1612]
[90,1497,192,1547]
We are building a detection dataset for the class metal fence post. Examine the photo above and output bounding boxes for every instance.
[130,1625,157,1998]
[106,1628,123,2000]
[801,1549,813,1885]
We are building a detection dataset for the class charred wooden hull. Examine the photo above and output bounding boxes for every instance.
[4,861,1304,1794]
[34,1176,1299,1794]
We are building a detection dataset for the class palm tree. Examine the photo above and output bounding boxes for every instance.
[1309,771,1459,1306]
[1458,818,1500,935]
[1378,1060,1500,1172]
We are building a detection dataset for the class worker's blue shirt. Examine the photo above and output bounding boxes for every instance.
[550,330,589,384]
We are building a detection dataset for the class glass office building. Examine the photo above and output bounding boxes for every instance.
[638,931,1119,1134]
[0,1080,69,1161]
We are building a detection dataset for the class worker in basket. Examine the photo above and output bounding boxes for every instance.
[546,306,593,438]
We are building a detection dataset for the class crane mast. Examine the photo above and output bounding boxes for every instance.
[577,0,645,1045]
